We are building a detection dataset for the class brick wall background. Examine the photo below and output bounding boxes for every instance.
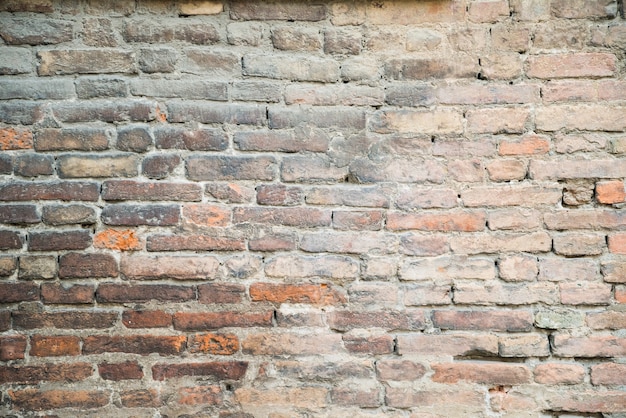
[0,0,625,416]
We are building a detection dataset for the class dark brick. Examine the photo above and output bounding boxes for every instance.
[13,154,54,177]
[123,18,219,44]
[35,127,112,151]
[97,283,195,303]
[173,311,273,331]
[0,155,12,173]
[0,205,40,224]
[12,311,118,329]
[385,57,479,80]
[0,282,38,302]
[9,389,109,411]
[343,334,394,354]
[52,100,155,123]
[268,107,365,130]
[0,18,73,45]
[0,230,23,250]
[0,256,17,276]
[28,230,91,251]
[152,361,248,381]
[167,101,265,125]
[29,335,81,357]
[0,335,27,360]
[146,235,245,252]
[432,310,534,332]
[41,283,95,304]
[83,335,186,355]
[0,311,10,332]
[0,101,43,124]
[0,1,53,13]
[0,363,93,384]
[103,180,202,201]
[230,1,326,21]
[187,156,276,181]
[198,283,246,304]
[142,154,181,179]
[154,126,228,151]
[256,184,304,206]
[76,77,127,98]
[138,48,177,73]
[18,255,56,279]
[130,79,227,100]
[234,207,331,227]
[116,125,153,152]
[101,204,180,226]
[38,50,136,76]
[59,253,118,279]
[0,181,99,202]
[99,361,143,380]
[385,84,437,107]
[206,183,255,203]
[42,204,96,225]
[0,79,75,100]
[329,311,426,331]
[231,80,282,103]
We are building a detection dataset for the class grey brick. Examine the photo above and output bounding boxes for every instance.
[230,1,326,21]
[183,49,241,76]
[116,125,153,153]
[76,77,127,99]
[166,101,265,125]
[0,48,33,75]
[243,54,340,83]
[14,154,54,177]
[231,81,282,103]
[0,18,73,45]
[187,156,276,181]
[227,22,265,46]
[154,126,228,151]
[130,79,227,100]
[268,107,365,130]
[385,83,436,107]
[138,48,177,73]
[0,101,43,125]
[52,100,155,123]
[0,79,75,100]
[122,19,219,44]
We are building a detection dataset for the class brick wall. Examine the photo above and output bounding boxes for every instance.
[0,0,625,416]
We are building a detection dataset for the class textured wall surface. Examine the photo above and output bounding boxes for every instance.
[0,0,625,416]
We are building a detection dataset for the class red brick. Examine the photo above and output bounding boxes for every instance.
[433,310,533,332]
[0,282,39,303]
[591,363,626,385]
[99,361,143,380]
[29,230,91,251]
[432,362,531,385]
[527,53,616,79]
[255,184,303,206]
[59,253,118,278]
[248,233,297,252]
[174,311,273,331]
[0,126,33,150]
[0,363,93,384]
[30,335,80,357]
[0,230,23,250]
[97,283,195,303]
[250,283,346,305]
[121,254,219,280]
[553,334,626,357]
[9,390,107,412]
[596,180,626,204]
[332,210,383,230]
[0,335,27,361]
[0,310,9,331]
[387,211,485,232]
[179,385,223,406]
[122,310,172,328]
[83,335,186,355]
[152,361,248,380]
[534,363,585,384]
[102,180,202,201]
[13,311,117,329]
[343,333,394,354]
[146,234,245,251]
[329,310,425,331]
[198,283,245,304]
[183,203,231,227]
[609,233,626,254]
[188,333,239,355]
[120,389,161,408]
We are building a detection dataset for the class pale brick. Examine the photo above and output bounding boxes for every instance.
[560,282,612,305]
[534,364,585,384]
[467,107,530,134]
[535,308,585,329]
[552,233,606,256]
[243,54,339,83]
[499,334,550,357]
[539,258,598,281]
[488,208,543,231]
[272,26,321,51]
[57,154,137,178]
[454,282,559,305]
[486,160,528,182]
[371,110,463,135]
[366,1,465,24]
[499,254,538,282]
[0,48,33,75]
[285,84,383,107]
[527,53,616,79]
[536,105,626,132]
[179,1,222,15]
[399,256,495,281]
[451,231,552,254]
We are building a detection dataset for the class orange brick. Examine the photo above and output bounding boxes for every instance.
[188,333,239,355]
[609,233,626,254]
[596,180,625,204]
[499,134,550,155]
[94,229,141,251]
[0,127,33,150]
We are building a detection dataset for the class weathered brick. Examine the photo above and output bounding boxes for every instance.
[178,385,223,406]
[0,256,16,277]
[120,389,161,408]
[76,77,127,98]
[404,283,452,305]
[591,363,626,385]
[0,205,39,225]
[538,257,598,281]
[602,260,626,283]
[324,27,361,55]
[147,234,244,252]
[397,333,498,356]
[0,335,27,361]
[138,48,177,73]
[0,18,72,45]
[35,127,112,151]
[301,231,397,254]
[282,155,348,183]
[187,155,276,181]
[243,332,343,355]
[42,205,96,226]
[97,283,195,303]
[179,1,223,15]
[99,361,143,380]
[286,84,382,107]
[553,233,606,256]
[154,126,227,151]
[534,363,586,384]
[30,335,80,357]
[230,2,326,21]
[234,207,330,227]
[535,308,585,329]
[451,231,551,254]
[59,253,118,278]
[560,282,612,305]
[122,310,172,328]
[454,282,558,305]
[250,283,345,306]
[488,208,542,231]
[553,334,626,357]
[545,210,626,230]
[272,26,321,51]
[462,185,562,207]
[385,56,478,80]
[123,18,219,44]
[183,48,241,75]
[0,230,22,250]
[13,153,54,177]
[376,359,426,381]
[41,283,94,304]
[131,79,227,100]
[527,53,616,79]
[367,1,465,24]
[0,126,33,150]
[142,154,181,179]
[103,180,201,202]
[469,0,510,22]
[551,0,617,18]
[371,109,463,135]
[0,101,43,125]
[18,255,56,279]
[587,311,626,330]
[399,233,449,256]
[52,100,155,123]
[154,360,245,381]
[94,229,141,251]
[0,79,74,100]
[387,211,485,232]
[13,311,117,329]
[433,362,531,385]
[57,154,138,178]
[206,183,255,203]
[8,389,109,411]
[115,125,152,153]
[174,311,272,331]
[536,105,626,132]
[38,50,135,76]
[265,254,358,279]
[29,230,91,251]
[244,54,340,83]
[433,310,533,332]
[101,204,180,226]
[0,47,33,75]
[609,233,626,254]
[499,334,550,357]
[235,129,328,153]
[467,107,530,134]
[350,157,445,184]
[121,254,218,280]
[330,310,425,331]
[231,80,282,102]
[83,335,186,355]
